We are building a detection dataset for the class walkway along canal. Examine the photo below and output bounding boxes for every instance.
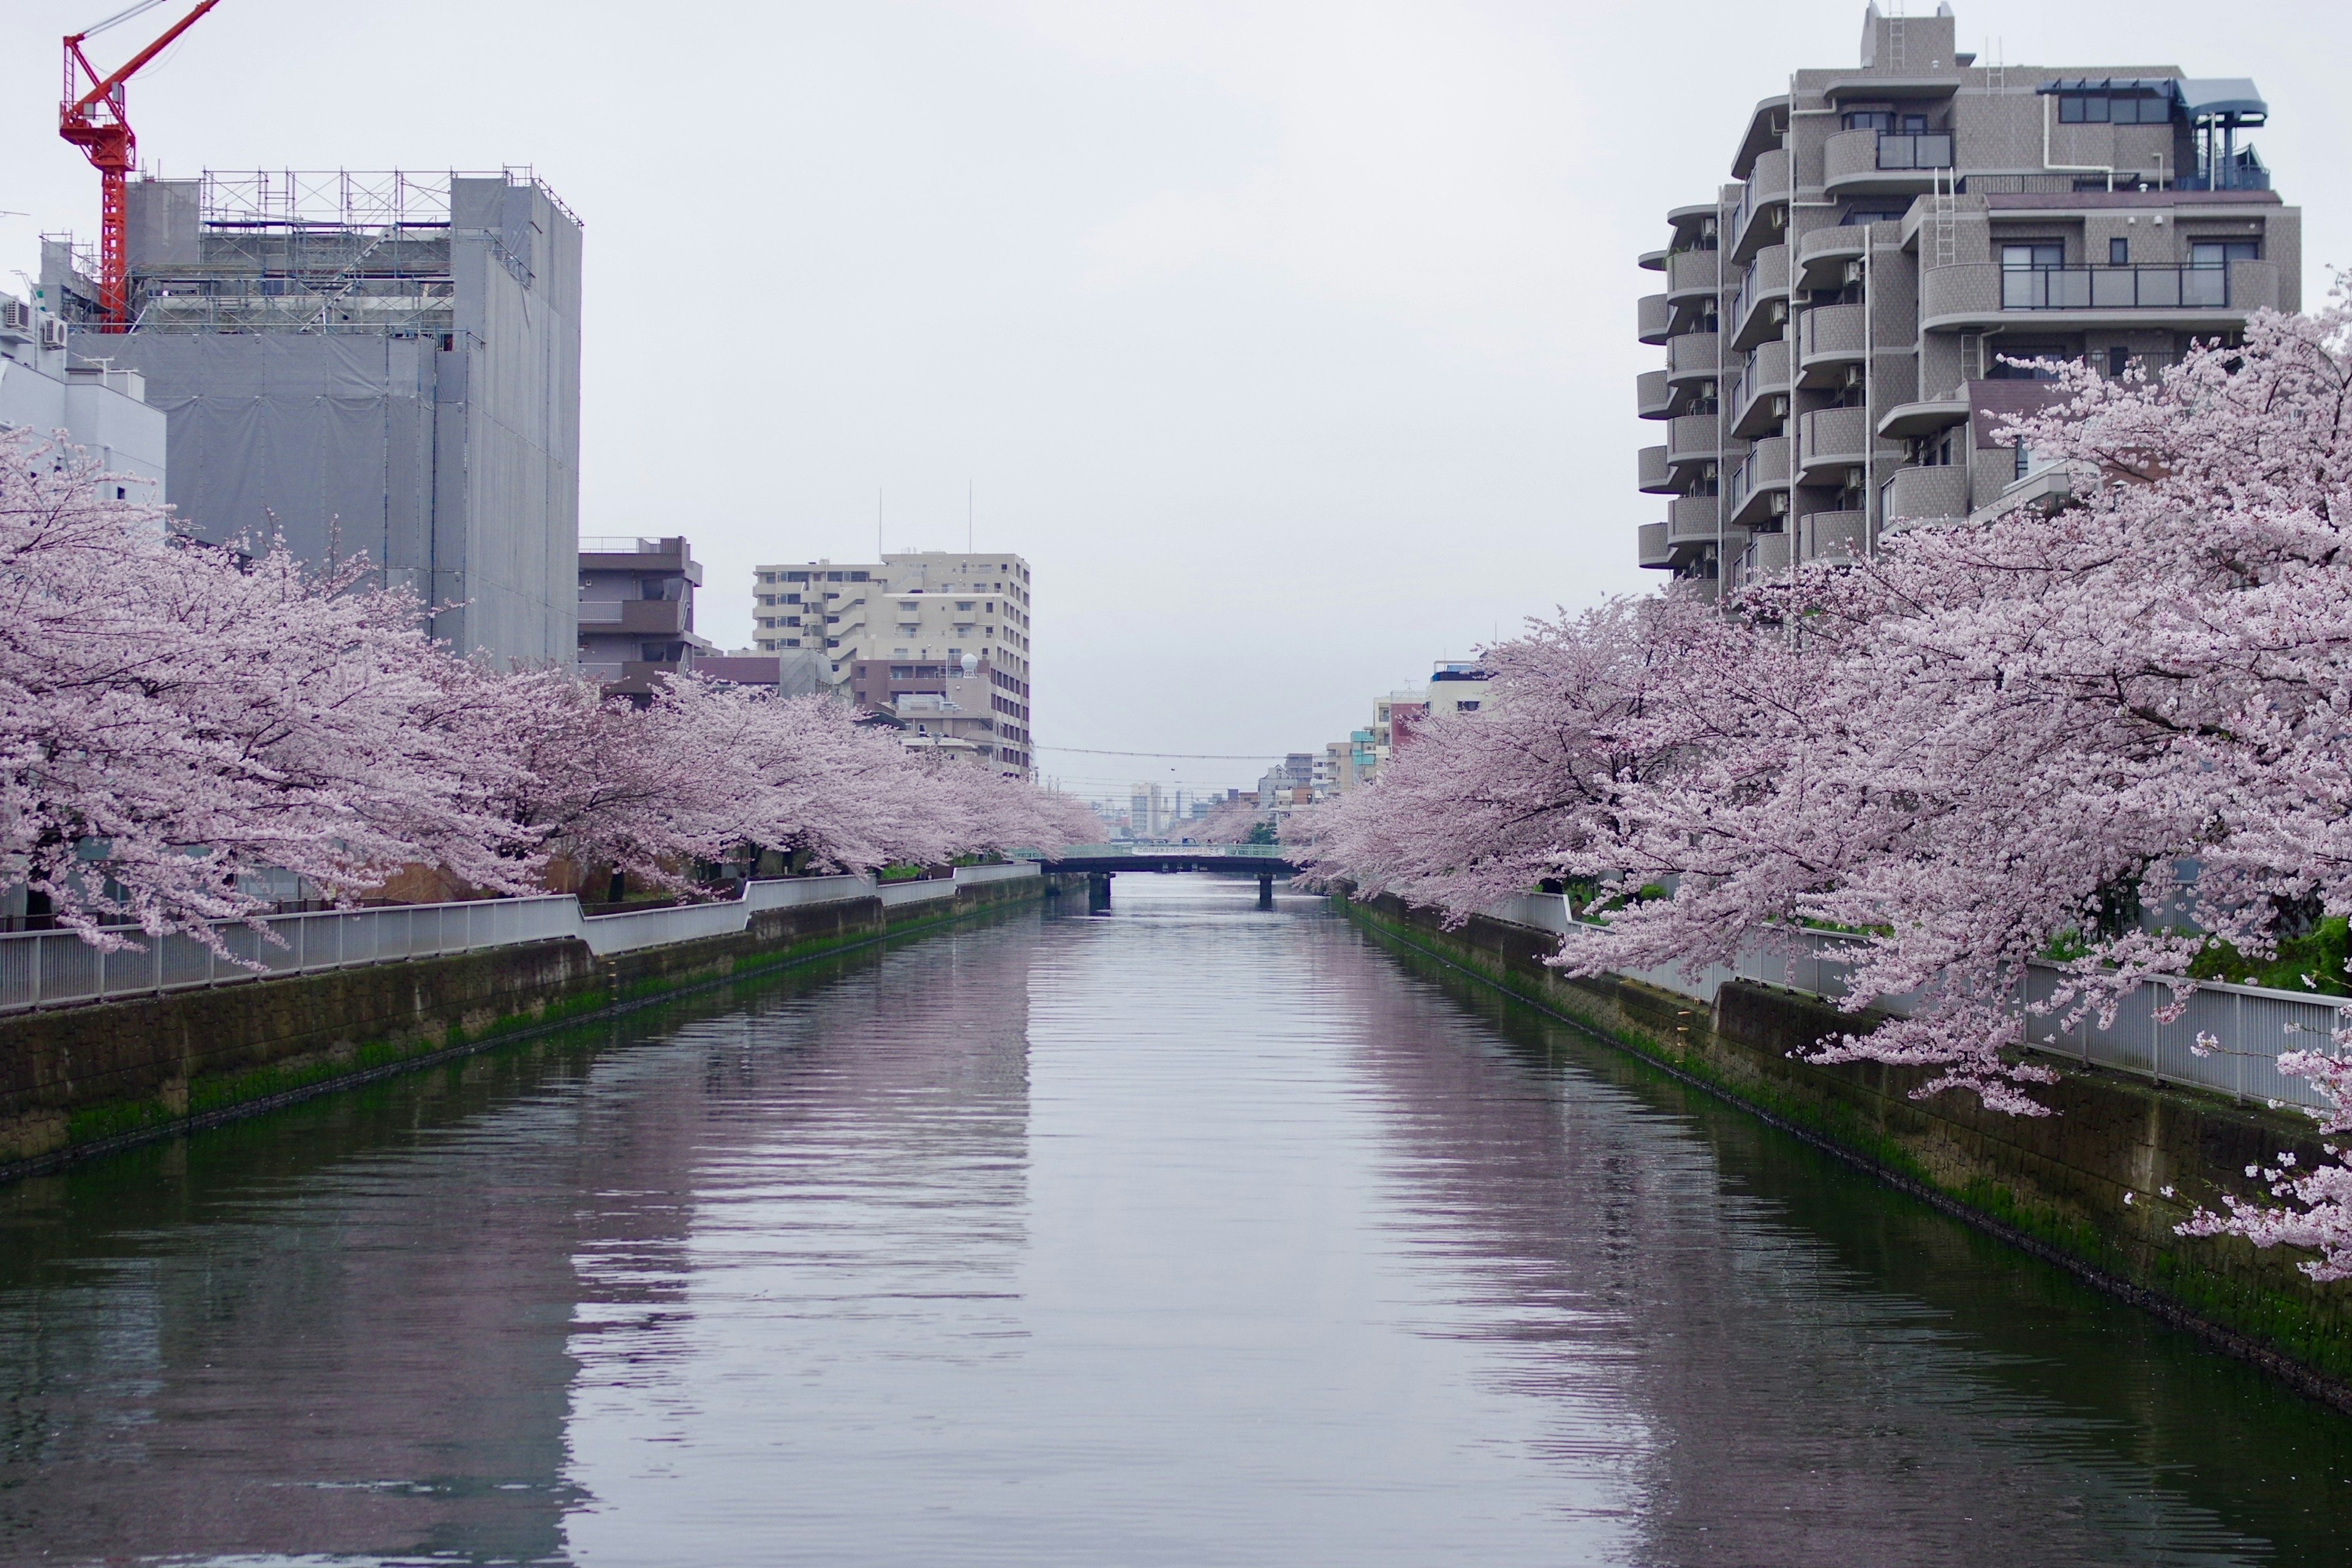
[4,874,2351,1565]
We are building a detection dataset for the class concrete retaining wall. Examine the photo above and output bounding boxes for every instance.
[1346,892,2352,1406]
[0,872,1069,1182]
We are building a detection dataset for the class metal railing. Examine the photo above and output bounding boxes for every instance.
[1876,132,1953,170]
[1016,843,1294,861]
[1476,894,2342,1114]
[0,864,1040,1012]
[2000,265,2230,311]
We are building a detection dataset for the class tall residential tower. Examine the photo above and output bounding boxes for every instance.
[1637,2,2296,590]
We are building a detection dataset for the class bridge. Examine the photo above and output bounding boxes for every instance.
[1012,843,1303,908]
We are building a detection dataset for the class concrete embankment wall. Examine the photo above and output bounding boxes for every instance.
[1345,892,2352,1406]
[0,873,1074,1182]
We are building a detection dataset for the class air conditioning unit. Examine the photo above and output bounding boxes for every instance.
[1768,492,1790,516]
[1769,394,1790,419]
[1842,260,1865,285]
[1841,364,1867,390]
[39,317,68,350]
[0,299,29,333]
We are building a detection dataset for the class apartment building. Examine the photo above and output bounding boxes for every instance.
[1637,2,2297,590]
[0,293,165,493]
[748,551,1034,775]
[576,535,713,698]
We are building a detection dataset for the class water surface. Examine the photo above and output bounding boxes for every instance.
[4,875,2349,1565]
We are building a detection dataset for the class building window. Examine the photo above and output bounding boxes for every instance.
[2058,91,2169,124]
[2109,236,2129,266]
[2106,347,2130,377]
[1459,701,1481,712]
[1843,109,1927,132]
[2002,243,2065,271]
[784,616,801,627]
[2190,240,2260,268]
[786,571,809,582]
[783,638,799,647]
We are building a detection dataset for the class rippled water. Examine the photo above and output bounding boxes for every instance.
[4,875,2351,1566]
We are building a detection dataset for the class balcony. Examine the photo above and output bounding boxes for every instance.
[1637,521,1673,568]
[1796,223,1870,290]
[1665,330,1719,385]
[1638,293,1672,344]
[1665,246,1721,301]
[1823,127,1951,197]
[1731,148,1790,265]
[1636,369,1672,420]
[1730,244,1790,350]
[1667,492,1719,542]
[1881,463,1970,530]
[1665,413,1720,473]
[1728,435,1791,527]
[1798,405,1869,481]
[1796,303,1868,386]
[1730,341,1792,439]
[1800,508,1868,564]
[1727,530,1793,592]
[1638,444,1673,494]
[578,597,691,635]
[1921,262,2276,331]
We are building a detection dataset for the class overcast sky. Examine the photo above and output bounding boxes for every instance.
[10,0,2350,799]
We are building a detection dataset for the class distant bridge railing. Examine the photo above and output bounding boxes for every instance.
[1478,891,2344,1114]
[0,864,1039,1013]
[1013,843,1295,862]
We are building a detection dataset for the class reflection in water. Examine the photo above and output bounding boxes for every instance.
[1,876,2347,1566]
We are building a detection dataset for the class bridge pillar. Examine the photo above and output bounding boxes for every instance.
[1257,873,1274,909]
[1088,873,1112,913]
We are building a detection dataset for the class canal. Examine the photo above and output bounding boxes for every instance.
[4,875,2351,1564]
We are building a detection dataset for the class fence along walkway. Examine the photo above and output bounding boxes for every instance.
[0,864,1041,1013]
[1477,891,2346,1116]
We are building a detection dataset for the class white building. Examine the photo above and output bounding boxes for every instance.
[0,296,166,497]
[750,551,1035,775]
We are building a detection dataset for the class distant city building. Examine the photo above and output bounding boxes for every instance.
[43,170,584,667]
[1640,2,2299,591]
[0,292,165,492]
[748,551,1034,775]
[576,536,712,698]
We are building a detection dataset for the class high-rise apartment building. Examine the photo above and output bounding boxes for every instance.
[749,551,1034,775]
[42,170,582,666]
[1638,2,2296,590]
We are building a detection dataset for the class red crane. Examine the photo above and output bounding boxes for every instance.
[58,0,220,332]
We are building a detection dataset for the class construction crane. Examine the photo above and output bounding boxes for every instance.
[58,0,220,332]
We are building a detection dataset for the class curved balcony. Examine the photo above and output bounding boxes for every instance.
[1665,413,1720,472]
[1637,521,1673,568]
[1638,444,1673,494]
[1730,340,1792,439]
[1728,530,1793,592]
[1636,369,1673,420]
[1798,405,1869,482]
[1823,127,1953,198]
[1637,292,1672,344]
[1796,302,1868,386]
[1881,463,1970,530]
[1730,148,1789,264]
[1727,435,1791,528]
[1796,224,1869,291]
[1730,244,1791,351]
[1800,508,1868,564]
[1638,248,1668,273]
[1667,492,1719,543]
[1665,330,1719,386]
[1665,246,1721,302]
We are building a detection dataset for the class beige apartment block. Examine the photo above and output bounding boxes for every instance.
[1638,1,2296,592]
[749,551,1035,775]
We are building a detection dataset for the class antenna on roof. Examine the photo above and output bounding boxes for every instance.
[968,479,973,552]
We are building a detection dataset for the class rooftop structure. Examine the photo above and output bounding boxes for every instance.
[0,293,165,495]
[1637,3,2299,590]
[42,169,584,666]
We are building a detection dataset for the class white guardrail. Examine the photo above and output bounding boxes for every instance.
[1478,891,2345,1114]
[0,864,1040,1012]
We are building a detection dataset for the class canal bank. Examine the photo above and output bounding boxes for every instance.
[1343,891,2352,1408]
[0,870,1079,1182]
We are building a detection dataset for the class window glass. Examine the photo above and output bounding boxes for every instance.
[2002,243,2066,270]
[2190,240,2260,267]
[2109,237,2130,266]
